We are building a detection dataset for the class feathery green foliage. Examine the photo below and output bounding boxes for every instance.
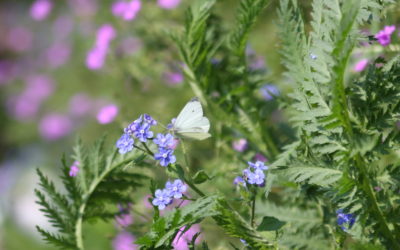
[35,137,148,249]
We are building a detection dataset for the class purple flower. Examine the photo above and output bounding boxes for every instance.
[25,75,55,101]
[6,27,33,53]
[125,117,142,135]
[165,179,187,199]
[69,161,80,177]
[39,113,73,140]
[154,133,175,148]
[154,148,176,167]
[86,24,116,70]
[115,213,134,228]
[240,239,248,246]
[336,209,356,231]
[353,59,368,72]
[116,37,142,56]
[96,24,116,50]
[233,176,246,186]
[53,16,74,41]
[30,0,53,21]
[143,114,157,126]
[232,139,248,152]
[44,43,71,68]
[243,168,265,186]
[116,134,134,154]
[375,25,396,46]
[310,53,317,60]
[86,47,107,70]
[0,60,18,85]
[169,138,180,150]
[248,161,268,170]
[69,93,93,117]
[260,84,280,101]
[253,153,267,162]
[152,189,172,210]
[172,224,202,250]
[165,71,184,86]
[112,231,138,250]
[249,56,266,71]
[112,1,128,16]
[134,123,153,142]
[167,118,176,129]
[97,104,119,124]
[116,0,141,21]
[69,0,97,18]
[158,0,181,9]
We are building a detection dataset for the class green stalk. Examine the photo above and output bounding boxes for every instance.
[180,140,206,197]
[75,155,137,250]
[250,196,256,227]
[354,155,399,247]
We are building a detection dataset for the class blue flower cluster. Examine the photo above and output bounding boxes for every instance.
[152,179,187,210]
[116,114,157,154]
[237,161,269,187]
[154,133,176,167]
[125,114,156,142]
[336,209,356,231]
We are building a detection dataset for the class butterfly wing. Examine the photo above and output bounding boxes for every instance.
[174,98,211,140]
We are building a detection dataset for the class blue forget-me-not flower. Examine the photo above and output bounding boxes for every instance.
[116,133,134,154]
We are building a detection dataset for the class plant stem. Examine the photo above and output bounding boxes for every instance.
[141,142,154,156]
[355,154,399,247]
[251,196,256,227]
[75,155,137,250]
[180,140,206,197]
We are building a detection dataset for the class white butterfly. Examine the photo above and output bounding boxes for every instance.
[171,97,211,140]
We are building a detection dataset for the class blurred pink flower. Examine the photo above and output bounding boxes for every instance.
[253,153,267,162]
[86,48,106,70]
[249,56,266,71]
[7,95,41,121]
[96,24,116,50]
[123,0,142,20]
[96,104,119,124]
[25,75,55,101]
[232,138,248,152]
[86,24,116,70]
[69,161,80,177]
[45,43,71,68]
[172,224,202,250]
[30,0,53,21]
[112,231,138,250]
[158,0,181,9]
[117,37,142,56]
[375,25,396,46]
[0,60,18,85]
[69,0,97,17]
[112,1,128,16]
[353,59,368,72]
[115,213,134,228]
[39,113,73,140]
[112,0,141,20]
[165,71,184,85]
[69,93,93,117]
[168,138,180,150]
[53,16,74,41]
[6,27,33,53]
[143,194,153,209]
[6,75,54,121]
